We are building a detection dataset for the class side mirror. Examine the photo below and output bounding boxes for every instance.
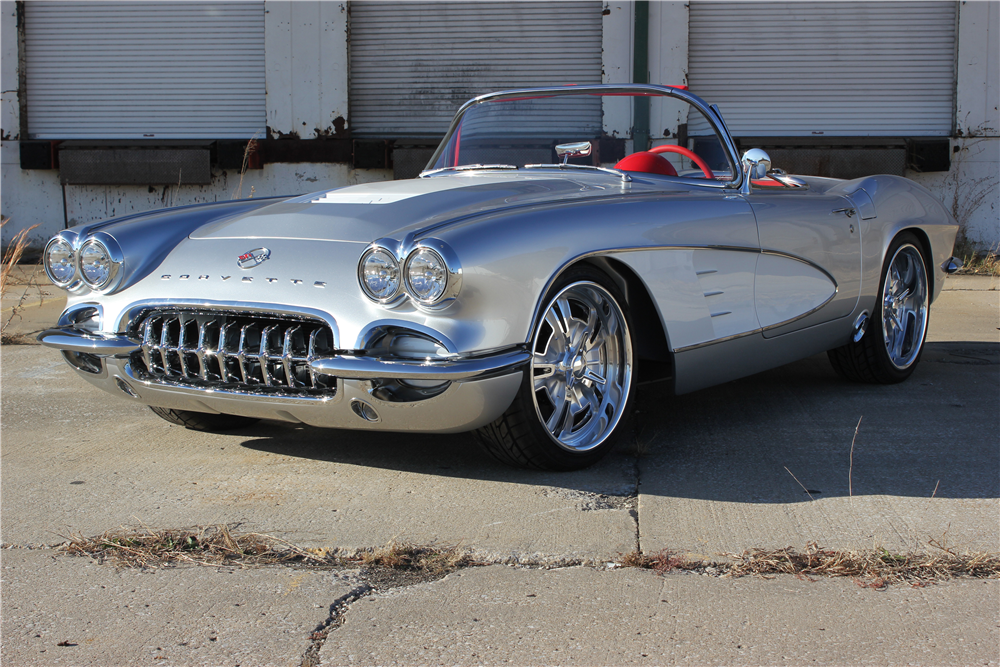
[740,148,771,194]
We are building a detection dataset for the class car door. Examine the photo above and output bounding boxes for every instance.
[746,190,862,337]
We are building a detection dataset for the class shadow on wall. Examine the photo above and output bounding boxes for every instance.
[242,344,1000,504]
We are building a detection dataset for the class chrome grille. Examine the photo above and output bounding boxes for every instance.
[129,309,336,396]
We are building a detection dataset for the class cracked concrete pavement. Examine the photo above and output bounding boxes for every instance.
[1,273,997,665]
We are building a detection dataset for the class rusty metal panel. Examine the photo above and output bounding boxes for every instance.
[25,2,265,140]
[59,143,212,185]
[349,1,604,138]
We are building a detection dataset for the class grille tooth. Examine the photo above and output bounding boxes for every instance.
[130,309,336,397]
[282,325,301,388]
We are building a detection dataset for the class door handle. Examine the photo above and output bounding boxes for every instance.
[832,207,856,218]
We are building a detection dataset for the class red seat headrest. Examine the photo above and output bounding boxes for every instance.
[614,152,678,177]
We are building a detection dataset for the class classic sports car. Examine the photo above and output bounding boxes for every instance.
[39,84,962,470]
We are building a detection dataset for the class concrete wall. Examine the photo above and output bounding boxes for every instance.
[908,0,999,251]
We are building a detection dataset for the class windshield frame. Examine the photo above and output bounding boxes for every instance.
[422,84,744,191]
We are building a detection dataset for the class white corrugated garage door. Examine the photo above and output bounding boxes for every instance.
[349,1,604,138]
[25,1,265,139]
[688,1,957,137]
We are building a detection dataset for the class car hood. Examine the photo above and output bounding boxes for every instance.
[189,172,644,243]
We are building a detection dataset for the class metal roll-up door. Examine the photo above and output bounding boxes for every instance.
[349,1,604,138]
[25,2,266,139]
[688,1,957,137]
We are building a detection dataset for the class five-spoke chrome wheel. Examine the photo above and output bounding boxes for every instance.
[530,281,633,452]
[881,244,928,370]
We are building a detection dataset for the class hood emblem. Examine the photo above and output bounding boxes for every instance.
[237,248,270,269]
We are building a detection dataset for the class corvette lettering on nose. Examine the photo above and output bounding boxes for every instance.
[237,247,271,269]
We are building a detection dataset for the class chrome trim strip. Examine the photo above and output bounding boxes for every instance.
[37,327,140,357]
[310,348,530,381]
[523,163,631,182]
[760,249,840,289]
[673,329,761,354]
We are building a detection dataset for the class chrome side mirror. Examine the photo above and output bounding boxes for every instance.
[556,141,593,165]
[739,148,772,194]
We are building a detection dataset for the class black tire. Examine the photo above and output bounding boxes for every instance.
[475,266,637,470]
[149,406,259,432]
[828,232,930,384]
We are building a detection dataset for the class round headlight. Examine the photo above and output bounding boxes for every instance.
[44,238,77,287]
[79,240,114,289]
[405,248,448,304]
[359,247,401,301]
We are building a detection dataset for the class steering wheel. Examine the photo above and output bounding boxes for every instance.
[648,145,714,179]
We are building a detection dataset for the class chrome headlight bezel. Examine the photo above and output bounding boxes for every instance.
[43,235,79,289]
[77,233,124,293]
[358,243,404,305]
[402,239,462,308]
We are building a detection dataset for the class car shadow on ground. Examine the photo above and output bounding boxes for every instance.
[241,345,1000,504]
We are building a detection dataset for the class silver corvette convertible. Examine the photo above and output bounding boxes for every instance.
[39,84,961,470]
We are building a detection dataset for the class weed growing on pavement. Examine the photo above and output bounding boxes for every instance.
[954,240,999,277]
[618,542,1000,588]
[1,219,42,344]
[61,525,471,580]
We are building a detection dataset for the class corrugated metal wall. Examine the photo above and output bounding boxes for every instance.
[348,1,604,138]
[687,1,957,137]
[25,2,266,139]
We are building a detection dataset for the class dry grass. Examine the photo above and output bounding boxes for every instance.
[955,241,999,277]
[619,543,1000,588]
[1,219,42,343]
[61,525,470,578]
[231,132,260,201]
[60,525,317,569]
[356,540,470,575]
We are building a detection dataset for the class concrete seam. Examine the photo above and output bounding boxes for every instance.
[300,582,375,667]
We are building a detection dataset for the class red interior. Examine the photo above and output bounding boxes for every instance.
[614,152,678,177]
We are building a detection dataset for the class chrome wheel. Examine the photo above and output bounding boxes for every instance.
[881,243,928,370]
[530,281,633,452]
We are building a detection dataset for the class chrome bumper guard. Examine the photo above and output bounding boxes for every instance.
[37,327,140,357]
[941,256,963,274]
[309,349,530,381]
[40,325,529,382]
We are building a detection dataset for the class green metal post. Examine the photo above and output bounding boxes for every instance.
[632,0,650,152]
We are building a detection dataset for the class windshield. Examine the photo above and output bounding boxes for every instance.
[426,87,737,183]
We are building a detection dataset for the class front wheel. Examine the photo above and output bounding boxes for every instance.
[476,269,636,470]
[828,232,930,383]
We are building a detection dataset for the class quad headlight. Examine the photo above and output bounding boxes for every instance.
[44,232,124,293]
[43,237,77,287]
[359,246,401,302]
[358,239,462,309]
[405,248,448,304]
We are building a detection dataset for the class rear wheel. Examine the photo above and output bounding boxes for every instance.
[149,406,259,432]
[476,268,636,470]
[828,232,929,383]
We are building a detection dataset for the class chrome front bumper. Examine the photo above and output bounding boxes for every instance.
[38,326,527,433]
